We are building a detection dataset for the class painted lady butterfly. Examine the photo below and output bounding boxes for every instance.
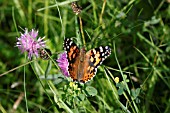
[64,38,111,83]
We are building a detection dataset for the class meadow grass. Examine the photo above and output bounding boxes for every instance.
[0,0,170,113]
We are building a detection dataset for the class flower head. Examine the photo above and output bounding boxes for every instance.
[69,82,80,90]
[56,52,69,77]
[16,28,46,59]
[114,77,119,83]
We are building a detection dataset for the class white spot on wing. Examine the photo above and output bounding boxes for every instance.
[99,46,103,52]
[102,53,105,56]
[93,49,96,54]
[69,41,72,46]
[105,46,108,49]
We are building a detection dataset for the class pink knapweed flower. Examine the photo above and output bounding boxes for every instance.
[16,28,46,60]
[56,52,69,77]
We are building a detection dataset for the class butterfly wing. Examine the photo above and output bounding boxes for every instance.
[64,38,80,81]
[79,46,111,83]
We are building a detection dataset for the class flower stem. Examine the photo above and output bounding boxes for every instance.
[0,59,36,77]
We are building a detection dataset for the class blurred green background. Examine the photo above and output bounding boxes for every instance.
[0,0,170,112]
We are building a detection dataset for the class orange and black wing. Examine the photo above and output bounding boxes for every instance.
[80,46,111,83]
[64,38,80,81]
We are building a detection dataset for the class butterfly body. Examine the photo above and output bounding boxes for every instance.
[64,38,111,83]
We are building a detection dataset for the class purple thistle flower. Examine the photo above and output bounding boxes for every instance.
[56,52,69,77]
[16,28,46,60]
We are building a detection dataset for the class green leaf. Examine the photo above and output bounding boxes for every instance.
[72,108,79,113]
[118,88,124,95]
[131,88,141,98]
[78,94,85,101]
[135,98,141,104]
[85,86,98,96]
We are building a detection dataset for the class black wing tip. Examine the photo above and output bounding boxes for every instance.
[63,38,74,50]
